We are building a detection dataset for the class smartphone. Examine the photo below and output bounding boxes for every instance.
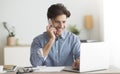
[48,19,53,27]
[48,19,57,35]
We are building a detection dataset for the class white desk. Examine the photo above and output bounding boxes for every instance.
[1,66,120,74]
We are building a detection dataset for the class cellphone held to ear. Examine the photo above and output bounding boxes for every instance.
[48,19,57,34]
[48,19,53,27]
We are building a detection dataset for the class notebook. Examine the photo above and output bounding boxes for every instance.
[3,65,17,72]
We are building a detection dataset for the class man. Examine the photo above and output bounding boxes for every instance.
[30,3,80,69]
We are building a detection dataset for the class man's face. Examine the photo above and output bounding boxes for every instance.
[52,14,67,37]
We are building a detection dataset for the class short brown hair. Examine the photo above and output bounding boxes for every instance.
[47,3,71,19]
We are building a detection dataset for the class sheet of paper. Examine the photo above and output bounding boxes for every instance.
[33,66,65,72]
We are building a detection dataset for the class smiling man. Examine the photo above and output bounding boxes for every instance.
[30,3,80,69]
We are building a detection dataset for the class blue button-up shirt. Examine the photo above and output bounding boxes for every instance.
[30,30,80,67]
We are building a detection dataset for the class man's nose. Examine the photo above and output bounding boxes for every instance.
[59,22,63,27]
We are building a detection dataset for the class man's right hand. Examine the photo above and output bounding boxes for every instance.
[46,25,56,40]
[42,25,56,57]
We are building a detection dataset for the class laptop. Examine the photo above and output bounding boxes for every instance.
[64,42,109,73]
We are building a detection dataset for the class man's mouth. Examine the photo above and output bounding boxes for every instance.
[56,27,64,30]
[56,28,63,32]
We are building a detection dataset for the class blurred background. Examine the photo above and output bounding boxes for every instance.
[0,0,120,69]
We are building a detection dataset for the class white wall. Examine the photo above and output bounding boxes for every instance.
[104,0,120,68]
[0,0,101,65]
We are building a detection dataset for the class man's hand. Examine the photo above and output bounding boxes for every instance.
[72,59,80,70]
[42,25,57,57]
[46,25,56,40]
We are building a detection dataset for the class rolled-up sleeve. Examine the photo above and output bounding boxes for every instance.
[30,38,44,67]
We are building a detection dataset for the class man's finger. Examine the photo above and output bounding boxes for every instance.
[72,62,77,69]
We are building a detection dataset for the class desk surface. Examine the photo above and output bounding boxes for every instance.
[2,66,120,74]
[3,71,120,74]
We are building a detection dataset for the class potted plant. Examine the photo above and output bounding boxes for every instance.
[67,25,80,35]
[3,22,16,46]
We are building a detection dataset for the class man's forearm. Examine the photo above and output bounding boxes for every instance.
[42,38,55,57]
